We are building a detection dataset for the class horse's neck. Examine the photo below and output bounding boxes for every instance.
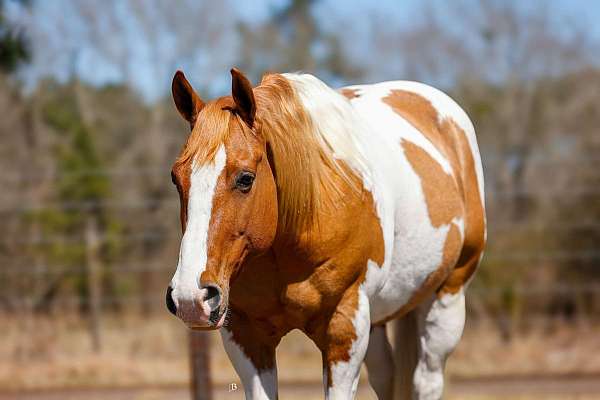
[272,165,382,272]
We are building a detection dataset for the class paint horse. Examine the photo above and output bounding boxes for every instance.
[166,68,486,400]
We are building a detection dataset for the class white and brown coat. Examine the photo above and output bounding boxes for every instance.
[167,69,486,400]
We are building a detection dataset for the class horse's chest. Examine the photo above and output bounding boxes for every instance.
[230,258,325,331]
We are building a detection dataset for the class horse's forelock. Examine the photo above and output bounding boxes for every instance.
[175,99,234,169]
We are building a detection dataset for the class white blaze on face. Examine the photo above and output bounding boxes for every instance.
[170,145,227,314]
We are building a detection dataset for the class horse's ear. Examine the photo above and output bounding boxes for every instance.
[230,67,256,128]
[172,70,204,129]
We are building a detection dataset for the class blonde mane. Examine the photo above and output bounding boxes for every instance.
[175,73,369,238]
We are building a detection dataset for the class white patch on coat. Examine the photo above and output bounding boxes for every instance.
[326,287,370,400]
[221,329,278,400]
[170,146,226,322]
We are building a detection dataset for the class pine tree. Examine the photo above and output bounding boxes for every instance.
[0,0,30,73]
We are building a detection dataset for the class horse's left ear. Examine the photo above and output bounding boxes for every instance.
[172,70,204,129]
[230,68,256,128]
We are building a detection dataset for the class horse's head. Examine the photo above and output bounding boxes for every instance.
[166,68,278,329]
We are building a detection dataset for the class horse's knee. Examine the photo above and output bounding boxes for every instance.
[420,289,466,358]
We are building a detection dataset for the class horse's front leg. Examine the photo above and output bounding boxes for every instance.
[220,319,278,400]
[321,286,371,400]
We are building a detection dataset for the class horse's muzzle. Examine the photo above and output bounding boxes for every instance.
[166,283,227,329]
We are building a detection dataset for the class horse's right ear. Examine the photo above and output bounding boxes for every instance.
[172,70,204,129]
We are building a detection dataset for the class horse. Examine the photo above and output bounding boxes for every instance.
[166,67,486,400]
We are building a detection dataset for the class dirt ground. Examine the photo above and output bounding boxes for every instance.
[3,375,600,400]
[1,313,599,398]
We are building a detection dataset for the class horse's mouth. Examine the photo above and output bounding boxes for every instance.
[189,307,228,331]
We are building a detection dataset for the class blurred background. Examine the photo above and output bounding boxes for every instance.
[1,0,599,399]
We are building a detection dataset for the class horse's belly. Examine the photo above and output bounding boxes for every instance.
[356,133,459,322]
[368,221,460,323]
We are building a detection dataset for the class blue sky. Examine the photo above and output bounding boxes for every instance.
[6,0,600,101]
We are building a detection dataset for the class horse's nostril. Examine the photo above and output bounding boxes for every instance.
[209,308,221,325]
[166,286,177,316]
[202,284,221,310]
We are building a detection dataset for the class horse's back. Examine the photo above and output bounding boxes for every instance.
[341,80,486,322]
[343,80,483,196]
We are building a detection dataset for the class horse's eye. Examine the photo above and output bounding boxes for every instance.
[235,171,255,193]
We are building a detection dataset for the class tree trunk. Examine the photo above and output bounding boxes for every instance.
[85,215,103,352]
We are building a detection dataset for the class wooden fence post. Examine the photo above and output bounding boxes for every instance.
[189,330,213,400]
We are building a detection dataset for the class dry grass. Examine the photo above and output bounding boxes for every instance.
[450,319,600,378]
[0,312,599,392]
[0,313,189,389]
